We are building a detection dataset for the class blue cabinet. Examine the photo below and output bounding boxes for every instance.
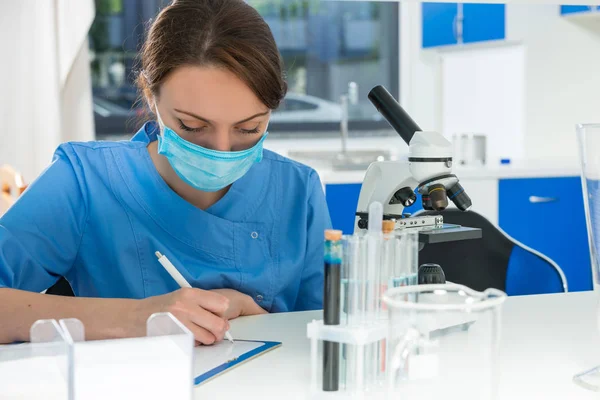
[325,183,361,234]
[422,3,505,48]
[499,177,592,292]
[422,3,458,48]
[560,5,598,14]
[325,183,423,235]
[463,4,505,44]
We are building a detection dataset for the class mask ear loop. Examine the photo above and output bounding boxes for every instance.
[153,103,165,133]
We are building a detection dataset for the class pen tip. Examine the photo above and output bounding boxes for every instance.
[155,251,162,259]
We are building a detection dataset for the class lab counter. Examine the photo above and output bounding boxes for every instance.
[195,290,600,399]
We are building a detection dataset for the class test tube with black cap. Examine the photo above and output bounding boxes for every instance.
[323,229,343,391]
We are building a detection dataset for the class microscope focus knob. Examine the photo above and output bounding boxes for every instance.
[357,218,368,230]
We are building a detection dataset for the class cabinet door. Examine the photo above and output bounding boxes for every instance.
[463,4,505,44]
[499,177,592,292]
[422,3,458,48]
[560,5,595,14]
[325,183,362,234]
[325,183,424,235]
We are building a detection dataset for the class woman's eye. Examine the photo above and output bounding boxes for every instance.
[239,125,260,135]
[178,119,206,132]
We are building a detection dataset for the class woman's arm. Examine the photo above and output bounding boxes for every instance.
[0,287,231,344]
[0,288,142,343]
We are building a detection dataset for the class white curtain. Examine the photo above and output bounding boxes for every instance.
[0,0,96,182]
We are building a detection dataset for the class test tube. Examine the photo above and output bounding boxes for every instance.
[366,201,383,321]
[366,202,383,389]
[323,229,343,392]
[380,220,396,316]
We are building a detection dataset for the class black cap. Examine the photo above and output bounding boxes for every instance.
[418,263,446,284]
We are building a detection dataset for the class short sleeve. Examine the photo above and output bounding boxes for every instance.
[0,144,88,292]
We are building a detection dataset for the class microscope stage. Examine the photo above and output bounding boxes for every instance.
[417,224,482,244]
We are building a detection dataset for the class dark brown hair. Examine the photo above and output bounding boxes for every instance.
[136,0,287,110]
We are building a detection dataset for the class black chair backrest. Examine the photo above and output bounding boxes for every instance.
[417,209,513,292]
[45,277,75,296]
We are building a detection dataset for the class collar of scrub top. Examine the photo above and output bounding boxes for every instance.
[124,121,272,238]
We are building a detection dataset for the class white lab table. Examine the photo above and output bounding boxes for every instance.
[195,290,600,399]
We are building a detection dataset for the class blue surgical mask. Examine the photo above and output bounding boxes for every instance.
[155,112,268,192]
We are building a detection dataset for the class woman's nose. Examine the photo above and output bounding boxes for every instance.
[201,130,232,152]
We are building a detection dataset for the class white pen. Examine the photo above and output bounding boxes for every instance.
[155,251,234,343]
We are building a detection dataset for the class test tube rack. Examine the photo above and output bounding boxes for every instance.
[309,229,419,398]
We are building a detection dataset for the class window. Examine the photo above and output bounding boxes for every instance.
[89,0,399,138]
[279,99,319,112]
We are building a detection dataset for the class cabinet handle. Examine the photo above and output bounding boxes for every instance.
[452,16,464,43]
[529,196,559,203]
[452,15,457,40]
[455,4,464,44]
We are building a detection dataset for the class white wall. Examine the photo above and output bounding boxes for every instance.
[400,2,443,133]
[400,3,600,163]
[441,44,526,165]
[506,5,600,160]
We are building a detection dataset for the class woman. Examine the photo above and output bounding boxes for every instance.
[0,0,331,345]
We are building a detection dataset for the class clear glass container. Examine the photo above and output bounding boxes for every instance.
[382,283,506,400]
[577,123,600,289]
[574,123,600,391]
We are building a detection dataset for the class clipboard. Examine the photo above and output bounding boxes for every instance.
[194,340,281,385]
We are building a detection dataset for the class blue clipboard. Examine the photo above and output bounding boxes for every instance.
[194,340,281,385]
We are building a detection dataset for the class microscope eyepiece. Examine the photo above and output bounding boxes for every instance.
[447,182,472,211]
[428,184,448,211]
[368,85,421,146]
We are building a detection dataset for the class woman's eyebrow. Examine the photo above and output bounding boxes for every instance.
[174,109,269,124]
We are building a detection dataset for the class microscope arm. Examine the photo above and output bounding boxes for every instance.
[355,161,418,218]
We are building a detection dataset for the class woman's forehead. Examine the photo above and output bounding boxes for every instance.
[159,65,269,122]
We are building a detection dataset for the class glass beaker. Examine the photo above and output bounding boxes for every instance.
[577,123,600,290]
[382,283,506,400]
[574,123,600,391]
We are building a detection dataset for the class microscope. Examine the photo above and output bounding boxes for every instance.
[355,85,481,250]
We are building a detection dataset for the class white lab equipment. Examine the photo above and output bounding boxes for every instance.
[355,86,473,235]
[452,133,487,166]
[573,123,600,391]
[307,229,418,398]
[59,312,194,400]
[0,320,70,400]
[382,283,506,400]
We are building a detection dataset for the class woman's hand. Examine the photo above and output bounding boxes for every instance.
[210,288,267,320]
[136,288,231,345]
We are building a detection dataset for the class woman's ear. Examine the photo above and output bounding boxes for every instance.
[146,93,156,115]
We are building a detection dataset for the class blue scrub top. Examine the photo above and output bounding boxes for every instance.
[0,122,332,312]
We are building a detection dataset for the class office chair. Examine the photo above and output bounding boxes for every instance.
[45,277,75,296]
[416,209,567,295]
